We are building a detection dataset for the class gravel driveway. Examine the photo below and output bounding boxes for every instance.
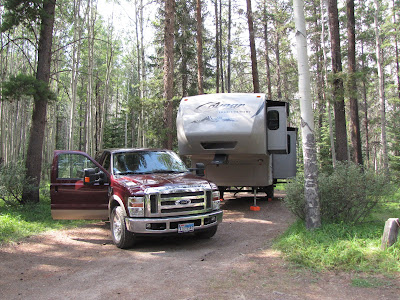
[1,193,399,300]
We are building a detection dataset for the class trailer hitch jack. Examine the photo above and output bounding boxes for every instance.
[250,188,260,211]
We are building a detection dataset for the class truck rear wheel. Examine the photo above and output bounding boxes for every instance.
[110,206,135,249]
[195,225,218,239]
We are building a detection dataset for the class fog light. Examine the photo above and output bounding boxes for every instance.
[146,223,151,229]
[211,216,216,223]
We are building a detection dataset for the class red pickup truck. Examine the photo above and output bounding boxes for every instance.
[50,148,223,248]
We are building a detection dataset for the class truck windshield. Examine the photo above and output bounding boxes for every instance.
[112,151,189,175]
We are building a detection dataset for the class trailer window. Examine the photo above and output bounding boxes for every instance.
[267,110,280,130]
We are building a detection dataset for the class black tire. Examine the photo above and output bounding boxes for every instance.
[195,225,218,239]
[265,185,274,200]
[219,187,226,199]
[110,206,135,249]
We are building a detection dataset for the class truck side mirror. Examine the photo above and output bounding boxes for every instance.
[84,168,106,185]
[195,163,205,177]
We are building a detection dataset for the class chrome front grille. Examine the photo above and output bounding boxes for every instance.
[145,188,212,217]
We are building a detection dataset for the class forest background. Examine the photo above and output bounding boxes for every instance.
[0,0,399,203]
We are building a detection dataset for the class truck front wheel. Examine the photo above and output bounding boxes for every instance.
[110,206,135,249]
[195,225,218,239]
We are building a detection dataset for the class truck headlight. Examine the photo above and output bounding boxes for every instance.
[212,191,220,210]
[128,196,144,217]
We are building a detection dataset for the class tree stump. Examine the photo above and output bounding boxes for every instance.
[381,218,400,250]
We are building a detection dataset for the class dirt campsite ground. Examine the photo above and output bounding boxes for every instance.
[1,191,399,300]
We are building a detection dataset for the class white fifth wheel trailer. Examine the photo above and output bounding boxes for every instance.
[176,93,297,199]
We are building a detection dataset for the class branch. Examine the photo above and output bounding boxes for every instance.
[52,37,112,54]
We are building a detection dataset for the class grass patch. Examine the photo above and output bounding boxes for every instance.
[0,191,95,245]
[351,276,389,288]
[275,190,400,275]
[274,183,286,191]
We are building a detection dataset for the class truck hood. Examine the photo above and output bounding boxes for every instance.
[113,172,213,191]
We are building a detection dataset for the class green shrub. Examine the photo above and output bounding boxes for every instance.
[0,161,35,206]
[284,162,389,224]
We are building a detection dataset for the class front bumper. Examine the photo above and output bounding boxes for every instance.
[125,210,223,234]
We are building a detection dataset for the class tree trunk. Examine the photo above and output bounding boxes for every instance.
[246,0,260,93]
[263,0,272,99]
[85,0,96,155]
[374,0,389,175]
[313,4,324,131]
[359,39,370,167]
[219,0,224,93]
[322,0,336,168]
[196,0,204,95]
[293,0,321,230]
[347,0,363,165]
[275,24,282,99]
[23,0,56,204]
[215,0,220,93]
[395,0,400,100]
[328,0,348,162]
[162,0,175,150]
[227,0,232,93]
[393,0,400,156]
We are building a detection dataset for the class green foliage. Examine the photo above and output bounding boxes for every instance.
[275,213,400,274]
[1,0,43,32]
[0,161,35,206]
[284,162,389,224]
[0,190,93,245]
[1,74,56,102]
[351,276,389,288]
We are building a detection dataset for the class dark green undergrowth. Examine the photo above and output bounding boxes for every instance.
[275,189,400,274]
[0,191,95,245]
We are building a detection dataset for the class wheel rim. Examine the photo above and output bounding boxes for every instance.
[112,210,122,243]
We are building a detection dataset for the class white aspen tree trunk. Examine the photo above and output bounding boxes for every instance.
[91,4,97,155]
[134,0,146,147]
[12,102,20,159]
[227,0,231,93]
[374,0,389,175]
[215,0,220,93]
[321,0,336,168]
[86,0,96,155]
[69,0,88,150]
[85,19,92,153]
[98,11,113,151]
[125,112,128,148]
[69,0,80,150]
[6,104,11,163]
[219,0,224,92]
[162,0,175,149]
[196,0,204,95]
[293,0,321,229]
[140,0,146,147]
[135,0,141,147]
